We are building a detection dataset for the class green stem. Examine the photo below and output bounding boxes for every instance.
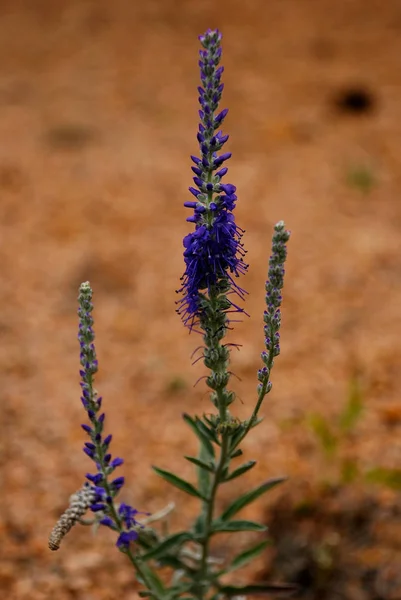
[197,288,232,599]
[234,379,268,448]
[102,476,161,596]
[125,550,156,594]
[232,322,276,450]
[194,158,235,595]
[89,404,160,597]
[197,430,229,600]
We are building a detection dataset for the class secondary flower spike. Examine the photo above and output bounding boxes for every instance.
[77,282,142,550]
[178,29,248,329]
[258,222,290,396]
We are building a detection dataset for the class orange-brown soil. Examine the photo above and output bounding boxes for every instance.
[0,1,400,599]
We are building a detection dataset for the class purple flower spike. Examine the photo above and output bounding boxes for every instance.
[178,29,248,330]
[76,282,145,549]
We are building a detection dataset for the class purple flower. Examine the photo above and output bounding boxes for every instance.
[178,29,248,329]
[86,472,103,485]
[116,530,139,550]
[118,503,140,529]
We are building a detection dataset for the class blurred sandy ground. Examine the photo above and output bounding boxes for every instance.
[0,0,400,598]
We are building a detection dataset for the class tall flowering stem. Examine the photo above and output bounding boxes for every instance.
[176,29,252,597]
[178,28,248,421]
[175,49,291,584]
[75,284,155,587]
[78,282,140,549]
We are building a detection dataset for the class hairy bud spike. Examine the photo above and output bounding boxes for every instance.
[48,483,96,551]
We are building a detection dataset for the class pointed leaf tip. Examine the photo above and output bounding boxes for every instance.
[221,477,286,521]
[152,466,208,501]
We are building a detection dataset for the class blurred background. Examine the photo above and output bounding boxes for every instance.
[0,0,400,598]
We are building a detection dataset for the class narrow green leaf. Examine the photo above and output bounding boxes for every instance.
[219,582,298,597]
[340,459,359,484]
[221,465,229,480]
[230,448,243,459]
[339,377,363,432]
[251,416,264,428]
[228,540,271,572]
[221,477,286,521]
[155,555,193,572]
[195,416,219,444]
[223,460,256,482]
[346,164,376,195]
[229,427,247,449]
[152,466,208,501]
[197,441,212,497]
[365,467,401,490]
[184,455,215,472]
[141,532,193,561]
[182,414,216,458]
[193,512,206,536]
[203,413,218,428]
[136,563,166,596]
[165,582,195,598]
[136,525,159,547]
[211,519,267,533]
[308,413,338,457]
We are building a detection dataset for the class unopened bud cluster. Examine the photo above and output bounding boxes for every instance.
[258,221,290,396]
